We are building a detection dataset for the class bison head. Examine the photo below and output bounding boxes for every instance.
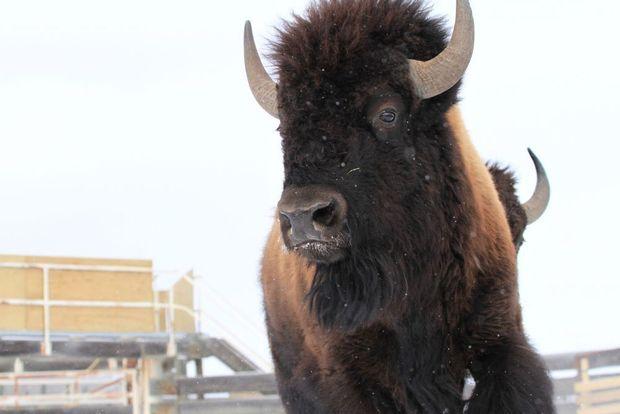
[244,0,547,330]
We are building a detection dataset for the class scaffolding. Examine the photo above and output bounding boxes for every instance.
[0,368,137,412]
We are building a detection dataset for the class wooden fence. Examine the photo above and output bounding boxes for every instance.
[1,333,618,413]
[148,346,620,414]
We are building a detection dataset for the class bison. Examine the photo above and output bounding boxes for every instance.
[243,0,554,412]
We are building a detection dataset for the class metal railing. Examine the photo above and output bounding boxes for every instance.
[0,262,199,357]
[0,368,138,413]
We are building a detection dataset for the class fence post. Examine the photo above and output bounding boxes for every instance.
[42,267,51,356]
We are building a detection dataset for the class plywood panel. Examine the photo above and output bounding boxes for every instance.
[155,273,196,333]
[173,275,195,333]
[51,307,155,333]
[0,268,43,331]
[49,270,154,302]
[0,255,164,333]
[0,267,42,297]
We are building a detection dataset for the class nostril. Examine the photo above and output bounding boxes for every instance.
[279,212,292,231]
[312,201,337,228]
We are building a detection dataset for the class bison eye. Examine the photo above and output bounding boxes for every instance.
[379,110,397,124]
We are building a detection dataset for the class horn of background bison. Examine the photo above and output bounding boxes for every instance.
[243,21,279,118]
[523,148,550,224]
[408,0,475,99]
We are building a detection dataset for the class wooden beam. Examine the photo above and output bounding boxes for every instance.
[4,406,132,414]
[177,373,278,395]
[150,374,177,395]
[575,376,620,393]
[178,396,284,414]
[578,403,620,414]
[0,334,216,359]
[578,388,620,405]
[204,338,261,372]
[0,356,106,372]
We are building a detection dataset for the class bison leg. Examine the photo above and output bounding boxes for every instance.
[267,327,329,413]
[465,336,555,414]
[277,379,328,414]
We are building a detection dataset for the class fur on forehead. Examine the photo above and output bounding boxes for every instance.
[271,0,453,102]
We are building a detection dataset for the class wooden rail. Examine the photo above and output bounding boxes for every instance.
[178,373,278,394]
[574,352,620,414]
[148,347,620,414]
[1,337,619,413]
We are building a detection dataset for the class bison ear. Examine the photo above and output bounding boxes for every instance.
[522,149,550,224]
[408,0,475,99]
[243,21,279,119]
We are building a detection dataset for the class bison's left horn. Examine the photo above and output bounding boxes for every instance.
[522,149,550,224]
[244,21,279,118]
[408,0,475,99]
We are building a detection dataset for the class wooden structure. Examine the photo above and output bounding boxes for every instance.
[0,254,618,413]
[0,333,266,413]
[0,255,197,356]
[573,349,620,414]
[0,337,618,413]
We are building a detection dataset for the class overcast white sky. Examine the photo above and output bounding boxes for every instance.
[0,0,619,371]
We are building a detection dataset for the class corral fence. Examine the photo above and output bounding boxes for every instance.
[0,256,617,413]
[0,337,619,413]
[149,348,620,414]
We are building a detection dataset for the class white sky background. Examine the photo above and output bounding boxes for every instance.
[0,0,619,371]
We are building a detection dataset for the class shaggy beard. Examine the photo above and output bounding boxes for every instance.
[306,242,413,332]
[303,197,450,332]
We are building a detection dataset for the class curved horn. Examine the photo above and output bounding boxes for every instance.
[523,149,550,224]
[408,0,475,99]
[244,21,279,118]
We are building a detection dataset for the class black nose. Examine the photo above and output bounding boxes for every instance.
[278,186,347,247]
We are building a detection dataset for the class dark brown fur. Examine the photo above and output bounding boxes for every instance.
[257,1,554,412]
[488,165,528,249]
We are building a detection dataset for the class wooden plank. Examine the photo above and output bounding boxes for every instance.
[575,376,620,393]
[0,340,41,356]
[52,339,167,358]
[151,374,177,395]
[177,373,278,395]
[0,356,106,372]
[49,270,153,301]
[206,338,261,372]
[0,267,43,331]
[0,255,156,333]
[48,267,156,333]
[51,307,155,333]
[578,403,620,414]
[150,404,176,414]
[177,335,213,359]
[1,406,132,414]
[578,388,620,405]
[0,334,214,358]
[178,396,285,414]
[172,273,195,333]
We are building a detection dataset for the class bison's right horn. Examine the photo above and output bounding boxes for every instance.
[244,21,279,119]
[408,0,475,99]
[522,149,550,224]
